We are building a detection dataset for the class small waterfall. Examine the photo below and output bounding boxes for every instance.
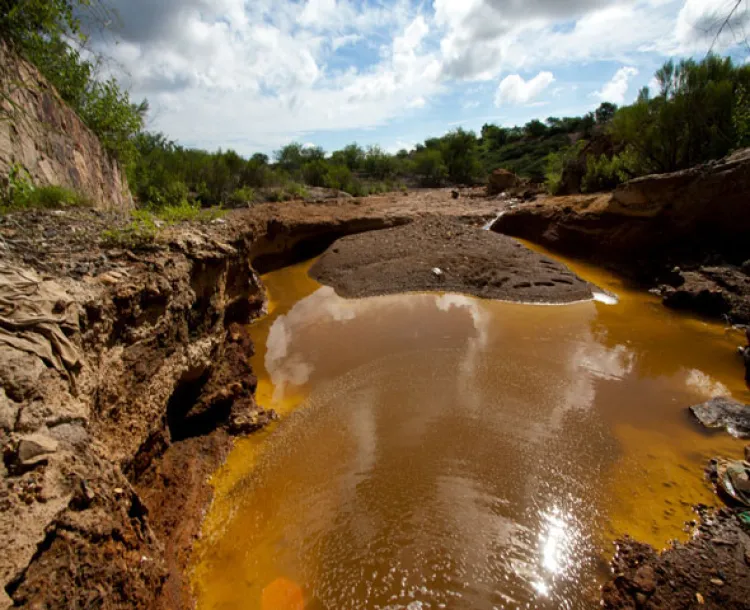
[482,211,506,231]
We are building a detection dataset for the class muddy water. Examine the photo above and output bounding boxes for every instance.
[193,249,749,610]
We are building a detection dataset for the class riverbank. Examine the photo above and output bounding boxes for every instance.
[0,189,501,608]
[0,185,748,608]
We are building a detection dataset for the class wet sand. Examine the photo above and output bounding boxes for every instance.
[310,218,595,304]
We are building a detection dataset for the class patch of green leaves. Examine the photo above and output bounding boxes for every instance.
[1,165,90,213]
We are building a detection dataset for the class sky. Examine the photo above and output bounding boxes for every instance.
[92,0,750,156]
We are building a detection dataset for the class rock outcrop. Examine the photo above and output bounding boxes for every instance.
[689,397,750,438]
[0,42,132,211]
[0,214,270,608]
[493,149,750,321]
[487,169,520,196]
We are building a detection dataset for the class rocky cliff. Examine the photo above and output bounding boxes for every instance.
[494,149,750,322]
[0,43,132,211]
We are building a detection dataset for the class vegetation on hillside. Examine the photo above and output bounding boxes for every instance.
[1,0,146,166]
[1,0,749,213]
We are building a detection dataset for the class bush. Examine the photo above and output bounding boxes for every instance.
[323,164,354,191]
[101,211,159,249]
[413,148,447,186]
[544,151,565,195]
[152,201,222,223]
[227,186,256,207]
[285,183,309,199]
[27,185,89,208]
[1,167,90,212]
[581,154,629,193]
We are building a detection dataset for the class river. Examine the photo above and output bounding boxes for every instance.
[192,247,749,610]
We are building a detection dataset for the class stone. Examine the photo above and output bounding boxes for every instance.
[487,169,520,196]
[661,272,731,318]
[0,388,17,432]
[632,565,657,593]
[17,434,58,465]
[689,397,750,438]
[48,422,89,447]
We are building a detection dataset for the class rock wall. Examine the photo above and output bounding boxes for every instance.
[495,148,750,265]
[0,42,133,211]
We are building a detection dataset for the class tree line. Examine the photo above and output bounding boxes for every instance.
[1,0,749,213]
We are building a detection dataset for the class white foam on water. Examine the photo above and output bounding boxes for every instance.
[592,291,619,305]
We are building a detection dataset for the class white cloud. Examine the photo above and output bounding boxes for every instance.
[673,0,750,53]
[89,0,750,154]
[495,71,555,106]
[594,66,639,105]
[648,75,661,95]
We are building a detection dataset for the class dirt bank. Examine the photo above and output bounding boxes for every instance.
[493,149,750,324]
[602,507,750,609]
[0,190,501,609]
[310,217,595,303]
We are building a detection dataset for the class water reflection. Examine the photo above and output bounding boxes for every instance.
[194,258,749,610]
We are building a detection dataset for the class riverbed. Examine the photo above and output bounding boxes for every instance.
[192,247,749,610]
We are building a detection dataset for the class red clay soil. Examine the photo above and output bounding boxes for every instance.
[602,507,750,610]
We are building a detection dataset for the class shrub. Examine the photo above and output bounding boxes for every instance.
[227,186,256,207]
[544,151,565,195]
[324,164,354,191]
[101,211,159,249]
[285,183,309,199]
[152,201,222,223]
[581,154,629,193]
[1,168,90,211]
[302,160,329,187]
[413,148,447,186]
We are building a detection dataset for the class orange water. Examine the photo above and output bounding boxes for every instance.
[192,249,748,610]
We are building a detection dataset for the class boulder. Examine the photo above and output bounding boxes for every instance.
[689,397,750,438]
[17,433,58,465]
[660,271,731,317]
[487,169,520,196]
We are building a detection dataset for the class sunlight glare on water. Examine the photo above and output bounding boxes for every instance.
[193,252,749,610]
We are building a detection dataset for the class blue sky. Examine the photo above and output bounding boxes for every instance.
[97,0,750,156]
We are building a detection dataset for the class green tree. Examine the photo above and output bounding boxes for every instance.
[612,55,749,173]
[524,119,548,138]
[441,128,481,184]
[595,102,618,125]
[413,148,447,186]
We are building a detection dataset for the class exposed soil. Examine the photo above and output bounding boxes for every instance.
[0,185,748,609]
[493,149,750,324]
[602,507,750,609]
[311,217,595,303]
[0,189,502,609]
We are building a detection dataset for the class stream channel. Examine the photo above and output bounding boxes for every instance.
[192,246,749,610]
